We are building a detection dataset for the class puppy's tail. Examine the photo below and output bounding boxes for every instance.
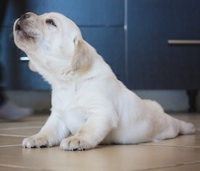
[179,120,196,135]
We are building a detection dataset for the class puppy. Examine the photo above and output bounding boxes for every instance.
[13,12,195,151]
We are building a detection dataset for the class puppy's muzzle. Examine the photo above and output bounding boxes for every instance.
[15,12,33,31]
[14,12,38,39]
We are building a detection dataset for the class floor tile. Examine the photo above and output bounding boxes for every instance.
[0,136,23,147]
[0,114,199,171]
[0,115,47,129]
[0,127,41,137]
[0,145,200,171]
[154,163,200,171]
[0,166,37,171]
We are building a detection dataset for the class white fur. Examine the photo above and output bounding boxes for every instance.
[13,12,195,151]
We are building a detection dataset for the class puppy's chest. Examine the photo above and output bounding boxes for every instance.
[52,85,85,109]
[52,88,88,135]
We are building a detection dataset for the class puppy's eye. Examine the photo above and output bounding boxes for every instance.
[46,19,57,27]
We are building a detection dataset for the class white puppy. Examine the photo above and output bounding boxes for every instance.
[13,12,195,151]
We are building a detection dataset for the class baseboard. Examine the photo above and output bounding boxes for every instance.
[6,90,200,112]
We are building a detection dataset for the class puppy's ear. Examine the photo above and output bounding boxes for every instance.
[71,36,93,72]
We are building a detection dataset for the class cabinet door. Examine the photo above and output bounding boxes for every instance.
[1,0,125,90]
[4,0,124,26]
[127,0,200,89]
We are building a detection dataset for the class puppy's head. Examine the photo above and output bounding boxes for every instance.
[13,12,93,73]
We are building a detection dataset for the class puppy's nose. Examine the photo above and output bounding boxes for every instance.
[20,13,30,20]
[19,13,31,20]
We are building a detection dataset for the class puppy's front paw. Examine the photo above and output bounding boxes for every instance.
[60,137,95,151]
[22,135,52,148]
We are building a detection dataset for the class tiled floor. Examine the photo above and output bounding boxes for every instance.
[0,114,200,171]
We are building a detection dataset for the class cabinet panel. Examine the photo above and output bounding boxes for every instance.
[0,0,125,90]
[127,0,200,89]
[3,0,124,26]
[1,27,124,90]
[81,27,125,82]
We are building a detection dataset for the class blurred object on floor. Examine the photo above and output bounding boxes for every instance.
[0,100,32,121]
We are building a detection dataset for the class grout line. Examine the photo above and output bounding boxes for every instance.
[0,126,41,130]
[0,164,55,171]
[0,144,21,148]
[141,144,200,149]
[0,134,28,138]
[140,144,200,149]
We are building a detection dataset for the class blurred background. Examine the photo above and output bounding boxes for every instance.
[0,0,200,113]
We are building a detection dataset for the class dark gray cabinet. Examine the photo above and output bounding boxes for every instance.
[1,0,200,92]
[127,0,200,89]
[0,0,124,90]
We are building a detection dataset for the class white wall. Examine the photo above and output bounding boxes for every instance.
[6,90,200,113]
[6,90,51,112]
